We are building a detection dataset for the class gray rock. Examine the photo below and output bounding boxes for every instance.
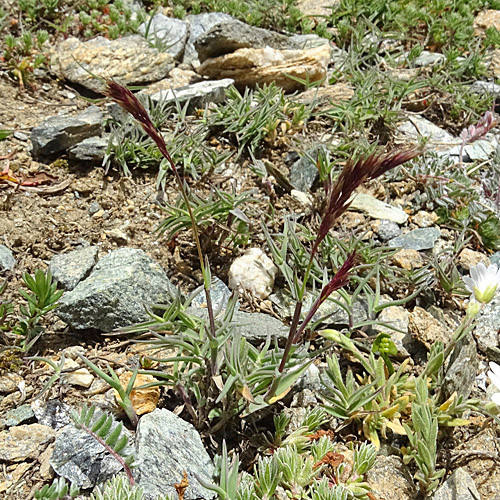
[463,139,496,161]
[68,136,109,163]
[139,14,188,60]
[377,220,401,241]
[149,78,234,114]
[0,244,16,271]
[396,116,458,151]
[183,13,235,67]
[50,410,134,489]
[470,80,500,98]
[190,276,233,316]
[431,468,480,500]
[135,408,215,500]
[13,131,28,141]
[413,50,445,67]
[491,251,500,266]
[31,399,72,431]
[49,246,99,291]
[31,106,103,158]
[195,18,296,63]
[88,201,101,216]
[350,193,408,224]
[57,248,176,331]
[442,334,478,400]
[289,145,326,192]
[473,297,500,363]
[232,310,289,345]
[365,455,417,500]
[288,33,330,50]
[0,404,34,429]
[388,227,441,250]
[51,35,174,94]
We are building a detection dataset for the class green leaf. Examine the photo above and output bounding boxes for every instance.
[0,130,12,141]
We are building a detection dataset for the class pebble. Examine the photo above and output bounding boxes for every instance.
[391,249,424,270]
[458,248,490,270]
[412,210,437,228]
[0,423,56,461]
[375,219,401,241]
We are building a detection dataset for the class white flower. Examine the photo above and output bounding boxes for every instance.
[487,361,500,406]
[463,262,500,304]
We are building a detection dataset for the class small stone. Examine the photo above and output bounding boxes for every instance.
[473,297,500,362]
[376,220,401,241]
[190,276,233,316]
[0,373,23,394]
[68,136,108,163]
[30,106,103,158]
[31,399,72,430]
[0,424,55,462]
[59,358,94,388]
[115,372,160,416]
[470,80,500,98]
[388,227,441,250]
[396,116,458,152]
[413,50,445,67]
[474,10,500,33]
[0,404,35,429]
[232,310,289,345]
[0,244,16,271]
[365,455,416,500]
[49,246,99,291]
[138,14,188,60]
[88,201,101,216]
[391,249,424,270]
[228,248,277,300]
[431,467,480,500]
[458,248,490,270]
[13,131,28,141]
[105,228,128,243]
[409,306,451,349]
[290,189,313,208]
[412,210,437,228]
[296,0,337,18]
[289,145,326,192]
[349,193,408,224]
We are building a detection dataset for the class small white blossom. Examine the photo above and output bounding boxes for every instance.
[487,361,500,406]
[463,262,500,304]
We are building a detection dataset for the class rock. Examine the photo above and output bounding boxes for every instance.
[105,227,129,243]
[473,297,500,362]
[396,116,458,152]
[442,334,478,400]
[59,358,94,388]
[376,220,401,241]
[139,14,188,60]
[295,81,354,110]
[374,306,411,358]
[190,276,233,316]
[0,373,22,394]
[195,18,297,63]
[491,251,500,266]
[135,408,215,500]
[474,10,500,33]
[0,404,35,429]
[149,78,234,114]
[296,0,338,18]
[391,249,425,270]
[51,36,174,94]
[409,306,451,349]
[198,44,331,93]
[289,145,325,192]
[88,201,101,215]
[31,399,72,431]
[183,13,235,68]
[232,310,289,345]
[0,424,55,462]
[290,189,314,208]
[49,246,99,291]
[228,248,277,300]
[50,410,134,489]
[458,248,490,270]
[289,34,330,50]
[389,227,441,251]
[349,193,408,223]
[68,136,108,163]
[13,131,28,141]
[470,80,500,98]
[413,51,445,67]
[412,210,438,228]
[57,248,176,331]
[115,372,160,416]
[432,468,480,500]
[30,106,103,158]
[365,455,417,500]
[141,67,199,95]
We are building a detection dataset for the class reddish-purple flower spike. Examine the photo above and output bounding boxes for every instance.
[312,148,421,255]
[104,80,176,171]
[292,251,357,343]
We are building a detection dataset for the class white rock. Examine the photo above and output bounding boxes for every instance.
[60,358,94,388]
[228,248,277,300]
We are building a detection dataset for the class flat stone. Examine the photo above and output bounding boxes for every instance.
[350,193,408,223]
[474,10,500,33]
[412,210,438,228]
[470,80,500,97]
[49,246,99,291]
[31,399,72,431]
[59,358,94,388]
[115,372,160,416]
[391,249,425,270]
[409,306,451,349]
[289,145,326,192]
[491,251,500,266]
[232,310,289,345]
[0,404,35,429]
[375,220,401,241]
[431,467,480,500]
[135,408,215,500]
[458,249,490,270]
[0,373,22,394]
[68,136,108,163]
[183,13,235,68]
[473,297,500,363]
[396,116,458,152]
[463,139,496,161]
[413,51,445,67]
[30,106,103,158]
[198,44,330,93]
[139,14,188,60]
[388,227,441,250]
[57,248,176,331]
[0,424,55,462]
[190,276,233,316]
[366,455,416,500]
[50,410,134,489]
[51,36,174,94]
[296,0,338,18]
